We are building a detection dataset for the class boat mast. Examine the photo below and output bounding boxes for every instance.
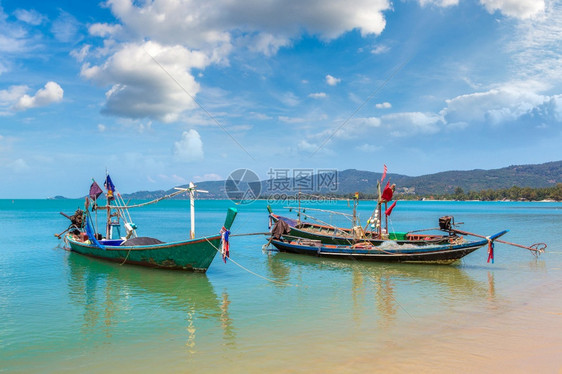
[174,182,208,240]
[384,201,388,237]
[377,181,382,238]
[189,182,196,239]
[297,191,301,225]
[106,198,111,239]
[352,192,358,240]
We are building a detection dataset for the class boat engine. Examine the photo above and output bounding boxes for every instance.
[439,216,454,231]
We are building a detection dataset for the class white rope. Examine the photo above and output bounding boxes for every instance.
[204,237,301,287]
[97,189,186,210]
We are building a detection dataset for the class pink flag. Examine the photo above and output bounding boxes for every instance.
[385,201,397,216]
[381,164,387,183]
[89,181,103,200]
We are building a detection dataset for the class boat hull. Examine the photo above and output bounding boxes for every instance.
[66,235,222,271]
[270,214,453,246]
[270,238,490,264]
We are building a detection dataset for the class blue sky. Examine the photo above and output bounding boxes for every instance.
[0,0,560,198]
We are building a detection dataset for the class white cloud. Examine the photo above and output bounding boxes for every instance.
[551,95,562,121]
[418,0,459,7]
[13,82,64,111]
[9,158,29,172]
[81,41,207,122]
[278,92,300,107]
[371,44,389,54]
[326,75,341,86]
[312,117,382,141]
[441,85,546,126]
[314,113,440,141]
[0,8,32,55]
[278,116,305,124]
[480,0,545,19]
[297,140,319,153]
[194,173,222,181]
[0,85,28,106]
[356,143,380,152]
[309,92,327,99]
[250,112,272,120]
[507,3,562,84]
[14,9,45,25]
[70,45,90,62]
[245,32,291,56]
[381,112,443,136]
[173,129,204,162]
[105,0,390,46]
[88,23,122,37]
[98,124,106,132]
[77,0,395,122]
[417,0,544,18]
[376,102,392,109]
[51,11,81,43]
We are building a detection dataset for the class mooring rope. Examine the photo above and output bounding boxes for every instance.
[204,236,301,287]
[121,248,133,265]
[98,189,187,210]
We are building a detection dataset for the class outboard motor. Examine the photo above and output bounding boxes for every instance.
[439,216,454,231]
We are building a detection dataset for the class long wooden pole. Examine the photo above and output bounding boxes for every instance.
[189,182,195,239]
[384,201,388,236]
[452,228,546,253]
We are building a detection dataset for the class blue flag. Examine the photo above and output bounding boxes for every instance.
[104,175,115,200]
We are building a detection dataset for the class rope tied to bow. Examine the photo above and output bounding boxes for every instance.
[486,236,494,264]
[220,226,230,263]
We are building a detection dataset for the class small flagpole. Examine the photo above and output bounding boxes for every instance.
[189,182,195,239]
[385,201,388,236]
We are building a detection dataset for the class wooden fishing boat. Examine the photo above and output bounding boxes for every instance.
[267,207,456,246]
[59,176,237,272]
[269,230,509,264]
[266,167,458,246]
[265,165,546,260]
[65,232,233,271]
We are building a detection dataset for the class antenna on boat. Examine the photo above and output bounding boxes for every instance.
[175,182,208,239]
[297,191,301,225]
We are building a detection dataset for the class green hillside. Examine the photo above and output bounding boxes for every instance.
[120,161,562,199]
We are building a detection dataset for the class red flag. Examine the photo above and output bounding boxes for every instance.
[385,201,397,216]
[381,164,387,183]
[381,182,394,202]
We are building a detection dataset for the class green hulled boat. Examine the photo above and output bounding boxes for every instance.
[60,176,237,272]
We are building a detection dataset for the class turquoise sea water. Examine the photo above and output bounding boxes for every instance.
[1,199,561,373]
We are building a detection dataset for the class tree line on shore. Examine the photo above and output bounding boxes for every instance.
[338,183,562,202]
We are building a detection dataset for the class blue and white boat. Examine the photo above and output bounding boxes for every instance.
[269,230,509,264]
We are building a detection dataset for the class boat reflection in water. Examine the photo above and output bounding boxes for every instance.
[65,251,235,351]
[264,251,497,328]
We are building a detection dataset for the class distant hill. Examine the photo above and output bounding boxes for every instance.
[120,160,562,199]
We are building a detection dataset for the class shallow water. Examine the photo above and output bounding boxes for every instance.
[1,199,561,373]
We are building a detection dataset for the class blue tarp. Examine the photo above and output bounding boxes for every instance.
[85,216,106,250]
